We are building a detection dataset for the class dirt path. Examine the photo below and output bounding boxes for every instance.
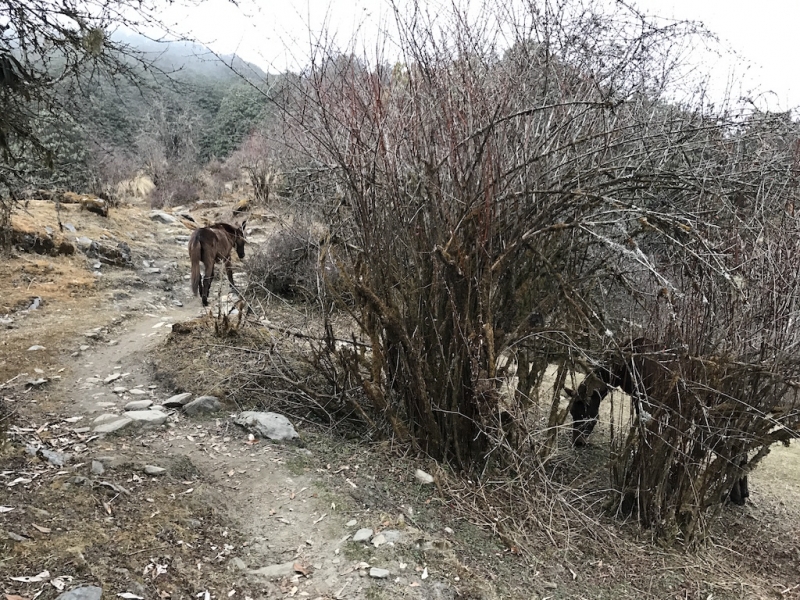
[2,202,468,600]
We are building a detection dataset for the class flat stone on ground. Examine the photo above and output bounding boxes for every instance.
[93,413,121,425]
[163,392,192,408]
[183,395,222,416]
[233,411,299,441]
[369,568,390,579]
[352,528,373,543]
[125,410,167,427]
[143,465,166,476]
[124,399,153,411]
[93,417,133,434]
[55,586,103,600]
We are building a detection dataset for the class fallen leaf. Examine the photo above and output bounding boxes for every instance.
[50,577,72,591]
[10,571,50,583]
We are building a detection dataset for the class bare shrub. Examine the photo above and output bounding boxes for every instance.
[246,225,323,300]
[148,176,201,209]
[272,0,800,544]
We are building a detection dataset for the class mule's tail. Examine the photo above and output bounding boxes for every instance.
[189,235,202,296]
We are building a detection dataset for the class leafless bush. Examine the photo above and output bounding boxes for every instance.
[246,225,324,300]
[273,0,800,544]
[148,176,201,208]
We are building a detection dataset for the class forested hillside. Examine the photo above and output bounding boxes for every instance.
[34,34,274,202]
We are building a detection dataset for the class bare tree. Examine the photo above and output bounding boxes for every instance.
[0,0,189,240]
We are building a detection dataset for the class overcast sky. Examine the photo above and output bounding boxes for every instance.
[154,0,800,111]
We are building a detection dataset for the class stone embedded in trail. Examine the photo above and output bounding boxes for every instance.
[55,586,103,600]
[93,417,133,434]
[93,413,121,425]
[369,568,390,579]
[372,534,387,547]
[415,469,434,485]
[381,530,402,544]
[128,388,147,395]
[26,444,71,467]
[248,561,296,580]
[104,373,121,384]
[352,528,373,543]
[126,410,167,427]
[143,465,166,476]
[91,460,105,475]
[124,399,153,411]
[183,395,222,416]
[346,519,358,527]
[80,345,90,351]
[27,345,45,351]
[163,392,192,408]
[149,210,178,224]
[113,386,128,394]
[233,411,299,442]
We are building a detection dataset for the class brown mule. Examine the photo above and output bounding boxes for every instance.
[189,221,247,306]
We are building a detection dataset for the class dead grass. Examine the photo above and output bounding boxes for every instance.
[0,440,251,600]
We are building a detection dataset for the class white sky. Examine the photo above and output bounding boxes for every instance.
[153,0,800,111]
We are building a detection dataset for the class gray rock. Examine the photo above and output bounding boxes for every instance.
[183,395,222,416]
[372,534,387,547]
[352,528,373,543]
[40,448,71,467]
[93,413,121,425]
[248,561,296,579]
[233,411,299,441]
[143,267,161,275]
[64,223,77,233]
[75,236,93,249]
[415,469,434,484]
[369,568,390,579]
[163,392,192,408]
[128,388,147,396]
[149,210,178,224]
[381,529,402,543]
[231,557,247,571]
[346,519,357,527]
[55,586,103,600]
[172,299,183,307]
[112,386,128,394]
[26,445,71,467]
[104,373,121,384]
[27,345,45,351]
[91,460,105,475]
[126,410,167,427]
[93,417,133,434]
[80,345,90,351]
[124,399,153,411]
[143,465,166,476]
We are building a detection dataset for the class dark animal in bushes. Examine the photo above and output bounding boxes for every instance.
[188,221,247,307]
[565,337,750,505]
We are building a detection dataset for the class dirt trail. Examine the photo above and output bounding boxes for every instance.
[2,201,466,600]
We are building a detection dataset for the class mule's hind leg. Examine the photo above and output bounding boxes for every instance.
[202,260,215,307]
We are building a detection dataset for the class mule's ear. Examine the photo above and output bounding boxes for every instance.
[240,219,247,233]
[563,387,575,398]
